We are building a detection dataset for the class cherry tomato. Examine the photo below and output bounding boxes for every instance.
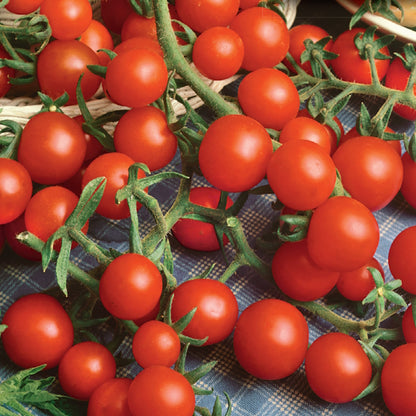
[121,12,157,42]
[239,0,260,9]
[113,106,177,171]
[305,332,372,403]
[238,67,300,131]
[127,366,195,416]
[381,343,416,416]
[100,0,132,34]
[36,39,101,105]
[87,378,132,416]
[171,187,233,252]
[233,298,309,380]
[0,46,16,98]
[198,114,273,193]
[105,48,168,108]
[0,158,32,225]
[307,196,379,272]
[402,305,416,343]
[113,36,163,58]
[1,293,74,369]
[400,151,416,209]
[5,0,44,14]
[272,240,340,301]
[230,7,290,71]
[132,320,181,368]
[170,278,238,346]
[58,341,117,400]
[266,139,337,211]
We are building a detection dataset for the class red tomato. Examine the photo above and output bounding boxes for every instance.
[0,46,16,98]
[381,343,416,416]
[113,106,177,171]
[192,26,244,80]
[233,298,309,380]
[332,136,404,211]
[127,366,195,416]
[401,151,416,209]
[239,0,260,8]
[0,158,32,225]
[132,320,180,368]
[40,0,92,41]
[238,67,299,130]
[113,36,163,58]
[58,341,116,400]
[272,240,340,301]
[336,257,384,301]
[307,196,379,272]
[87,378,132,416]
[170,278,238,346]
[1,293,74,369]
[305,332,372,403]
[82,152,146,220]
[402,305,416,343]
[100,0,132,34]
[230,7,290,71]
[36,39,101,105]
[175,0,240,33]
[5,0,44,14]
[198,114,273,192]
[0,225,4,254]
[99,253,163,321]
[105,48,168,108]
[330,27,390,84]
[121,12,157,42]
[266,139,337,211]
[18,111,87,185]
[171,187,233,252]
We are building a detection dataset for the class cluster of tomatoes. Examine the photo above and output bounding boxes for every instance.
[1,0,416,415]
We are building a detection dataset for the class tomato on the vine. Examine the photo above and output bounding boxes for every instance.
[401,305,416,343]
[121,12,157,42]
[0,46,16,98]
[112,36,163,58]
[100,0,132,34]
[400,151,416,209]
[5,0,44,14]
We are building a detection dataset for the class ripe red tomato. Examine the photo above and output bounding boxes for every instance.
[230,7,290,71]
[5,0,44,14]
[36,39,101,105]
[175,0,240,33]
[40,0,92,40]
[0,158,32,225]
[192,26,244,80]
[99,253,163,321]
[1,293,74,369]
[105,48,168,108]
[272,240,340,301]
[0,46,16,98]
[239,0,260,9]
[100,0,132,34]
[170,278,238,346]
[18,111,86,185]
[305,332,372,403]
[132,320,181,368]
[121,12,157,42]
[238,67,300,130]
[198,114,273,193]
[330,27,390,84]
[113,36,163,58]
[171,187,233,252]
[401,305,416,343]
[332,135,404,211]
[87,378,132,416]
[267,139,337,211]
[58,341,116,400]
[307,196,379,272]
[400,151,416,209]
[233,298,309,380]
[113,106,177,171]
[81,152,146,220]
[381,343,416,416]
[127,366,195,416]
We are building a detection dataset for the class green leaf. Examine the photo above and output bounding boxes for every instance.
[383,290,407,307]
[55,236,72,296]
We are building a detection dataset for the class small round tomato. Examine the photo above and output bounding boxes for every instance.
[171,187,233,252]
[112,36,163,59]
[267,139,337,211]
[87,378,132,416]
[400,151,416,209]
[1,293,74,369]
[5,0,44,14]
[127,366,195,416]
[121,12,157,42]
[0,158,32,225]
[233,298,309,380]
[402,305,416,343]
[0,46,16,98]
[113,106,177,171]
[40,0,92,40]
[192,26,244,80]
[132,320,181,368]
[58,341,116,401]
[239,0,260,9]
[381,343,416,416]
[238,67,300,131]
[80,19,114,65]
[105,48,168,108]
[272,240,340,301]
[99,253,163,321]
[307,196,379,272]
[230,7,290,71]
[198,114,273,193]
[170,279,238,346]
[305,332,372,403]
[100,0,132,34]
